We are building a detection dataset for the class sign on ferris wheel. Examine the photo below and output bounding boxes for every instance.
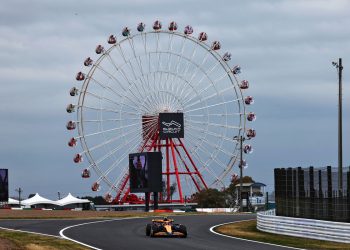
[66,20,256,204]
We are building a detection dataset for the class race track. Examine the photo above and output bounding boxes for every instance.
[0,214,293,250]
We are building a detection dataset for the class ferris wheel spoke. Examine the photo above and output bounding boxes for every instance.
[128,38,153,97]
[78,121,139,139]
[183,85,238,109]
[115,46,149,103]
[80,125,140,155]
[177,51,210,101]
[186,123,238,143]
[186,99,240,113]
[82,117,140,123]
[186,113,241,117]
[90,129,141,172]
[184,138,221,185]
[185,132,228,173]
[97,133,141,181]
[83,90,140,113]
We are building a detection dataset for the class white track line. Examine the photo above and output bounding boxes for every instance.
[209,220,306,250]
[0,226,61,239]
[59,217,143,250]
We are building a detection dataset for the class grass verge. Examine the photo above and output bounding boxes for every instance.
[215,220,350,250]
[0,230,88,250]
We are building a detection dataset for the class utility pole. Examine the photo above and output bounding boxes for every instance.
[332,58,343,192]
[58,191,61,200]
[15,188,22,207]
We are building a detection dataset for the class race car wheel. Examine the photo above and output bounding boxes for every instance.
[146,224,151,236]
[150,225,158,237]
[179,225,187,238]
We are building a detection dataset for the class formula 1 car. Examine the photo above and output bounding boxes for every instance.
[146,217,187,238]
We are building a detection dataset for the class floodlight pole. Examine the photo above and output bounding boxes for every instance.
[338,58,343,193]
[16,188,22,207]
[333,58,343,192]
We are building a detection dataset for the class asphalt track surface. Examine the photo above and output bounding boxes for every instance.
[0,214,293,250]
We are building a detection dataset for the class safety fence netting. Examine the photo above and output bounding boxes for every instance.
[275,166,350,222]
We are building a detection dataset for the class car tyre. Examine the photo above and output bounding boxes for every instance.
[146,223,151,236]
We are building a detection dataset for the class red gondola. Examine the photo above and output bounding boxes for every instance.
[104,193,113,203]
[68,137,77,147]
[76,72,85,81]
[240,80,249,89]
[82,169,90,178]
[95,45,104,54]
[244,96,254,105]
[184,25,193,35]
[247,112,256,122]
[84,57,93,66]
[91,182,100,192]
[211,41,221,50]
[108,35,117,44]
[243,144,253,154]
[66,121,76,130]
[153,20,162,30]
[198,32,207,41]
[246,129,256,138]
[168,21,177,31]
[73,153,83,163]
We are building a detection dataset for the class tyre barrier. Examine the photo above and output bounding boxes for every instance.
[257,209,350,243]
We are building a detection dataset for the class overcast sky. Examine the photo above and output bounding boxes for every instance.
[1,0,350,200]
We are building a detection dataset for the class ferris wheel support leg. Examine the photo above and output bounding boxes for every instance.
[170,138,184,203]
[178,138,208,190]
[166,138,171,202]
[121,187,130,203]
[114,174,130,203]
[173,145,201,192]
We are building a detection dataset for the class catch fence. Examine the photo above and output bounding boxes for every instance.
[274,166,350,222]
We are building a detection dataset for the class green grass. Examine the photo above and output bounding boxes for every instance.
[0,230,88,250]
[215,220,350,250]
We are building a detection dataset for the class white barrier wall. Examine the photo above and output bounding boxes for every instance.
[257,209,350,243]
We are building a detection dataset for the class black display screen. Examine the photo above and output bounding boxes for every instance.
[0,169,9,202]
[129,152,162,193]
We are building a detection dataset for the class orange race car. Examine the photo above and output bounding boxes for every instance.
[146,217,187,238]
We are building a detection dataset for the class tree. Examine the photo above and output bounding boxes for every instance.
[192,188,225,208]
[161,181,177,201]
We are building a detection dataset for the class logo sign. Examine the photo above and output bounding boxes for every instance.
[159,113,184,139]
[0,169,8,202]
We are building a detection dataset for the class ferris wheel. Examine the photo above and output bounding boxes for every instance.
[66,20,256,203]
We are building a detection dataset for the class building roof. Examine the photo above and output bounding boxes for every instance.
[21,193,58,206]
[234,182,266,188]
[8,198,20,205]
[56,193,90,206]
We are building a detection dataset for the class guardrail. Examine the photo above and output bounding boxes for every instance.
[257,209,350,243]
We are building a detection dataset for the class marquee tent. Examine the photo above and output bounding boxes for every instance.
[56,193,90,206]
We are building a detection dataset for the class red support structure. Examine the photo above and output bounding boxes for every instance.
[114,116,208,204]
[170,138,184,203]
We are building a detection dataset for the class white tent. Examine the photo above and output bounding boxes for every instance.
[56,193,90,206]
[8,198,20,205]
[21,193,58,206]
